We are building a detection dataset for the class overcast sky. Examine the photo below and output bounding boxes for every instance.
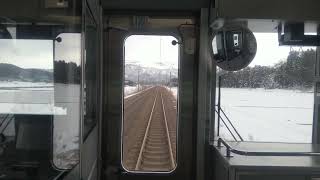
[0,39,53,69]
[125,34,296,69]
[0,33,315,70]
[251,33,290,66]
[125,35,179,69]
[0,33,81,69]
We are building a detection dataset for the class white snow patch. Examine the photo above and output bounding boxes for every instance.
[124,85,138,97]
[0,103,66,115]
[217,88,313,143]
[0,81,53,88]
[124,86,154,99]
[0,82,80,169]
[165,86,177,100]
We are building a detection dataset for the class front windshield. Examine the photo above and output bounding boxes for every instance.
[215,21,317,143]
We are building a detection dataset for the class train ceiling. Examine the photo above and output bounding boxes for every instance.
[102,0,210,12]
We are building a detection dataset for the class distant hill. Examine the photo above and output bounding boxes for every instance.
[0,62,177,84]
[125,64,178,85]
[0,63,53,82]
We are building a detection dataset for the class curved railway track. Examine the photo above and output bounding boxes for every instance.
[123,86,176,172]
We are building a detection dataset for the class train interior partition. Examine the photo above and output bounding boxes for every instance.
[0,25,83,179]
[0,0,98,179]
[1,0,320,180]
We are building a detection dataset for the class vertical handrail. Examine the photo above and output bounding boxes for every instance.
[216,75,243,141]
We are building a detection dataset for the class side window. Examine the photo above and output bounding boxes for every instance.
[0,0,82,178]
[53,33,81,169]
[0,28,82,175]
[83,6,98,139]
[215,31,316,143]
[122,35,179,172]
[0,39,54,149]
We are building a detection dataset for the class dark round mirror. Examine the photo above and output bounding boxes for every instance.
[211,25,257,71]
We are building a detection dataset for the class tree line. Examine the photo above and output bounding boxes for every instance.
[54,60,81,84]
[218,49,316,89]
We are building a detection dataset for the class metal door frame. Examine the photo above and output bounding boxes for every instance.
[80,0,102,179]
[102,15,199,180]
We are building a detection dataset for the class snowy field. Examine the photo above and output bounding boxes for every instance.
[0,81,80,169]
[0,81,53,88]
[218,88,313,143]
[124,85,138,97]
[166,86,177,100]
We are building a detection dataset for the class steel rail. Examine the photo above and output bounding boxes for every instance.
[160,92,175,170]
[134,91,158,170]
[217,138,320,158]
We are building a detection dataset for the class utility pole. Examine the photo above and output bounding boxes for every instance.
[169,71,171,90]
[137,68,140,91]
[166,73,168,86]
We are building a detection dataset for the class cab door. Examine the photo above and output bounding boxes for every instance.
[102,17,198,180]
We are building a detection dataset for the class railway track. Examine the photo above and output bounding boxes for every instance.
[133,89,175,171]
[124,87,154,110]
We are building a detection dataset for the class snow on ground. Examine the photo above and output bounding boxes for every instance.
[124,85,156,98]
[164,86,177,100]
[0,81,53,88]
[124,85,138,97]
[53,84,80,168]
[217,88,313,143]
[0,81,315,166]
[125,85,154,99]
[167,86,177,100]
[0,81,66,115]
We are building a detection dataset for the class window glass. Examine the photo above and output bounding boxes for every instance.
[215,28,316,143]
[0,38,55,169]
[53,33,81,169]
[0,13,82,180]
[122,35,178,172]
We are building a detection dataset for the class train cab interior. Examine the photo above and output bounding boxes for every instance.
[0,0,320,180]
